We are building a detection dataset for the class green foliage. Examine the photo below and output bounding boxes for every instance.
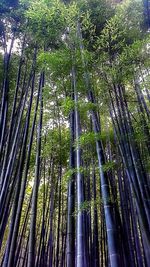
[62,168,75,184]
[42,127,70,166]
[37,48,71,75]
[97,0,144,61]
[118,37,150,79]
[79,0,114,36]
[79,101,97,112]
[1,0,150,263]
[61,97,75,116]
[97,15,126,59]
[102,161,116,172]
[77,132,98,147]
[78,200,91,212]
[62,166,86,191]
[75,131,108,148]
[25,0,66,46]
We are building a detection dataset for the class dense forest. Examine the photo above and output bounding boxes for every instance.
[0,0,150,266]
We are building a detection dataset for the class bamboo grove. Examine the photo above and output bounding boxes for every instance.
[0,0,150,266]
